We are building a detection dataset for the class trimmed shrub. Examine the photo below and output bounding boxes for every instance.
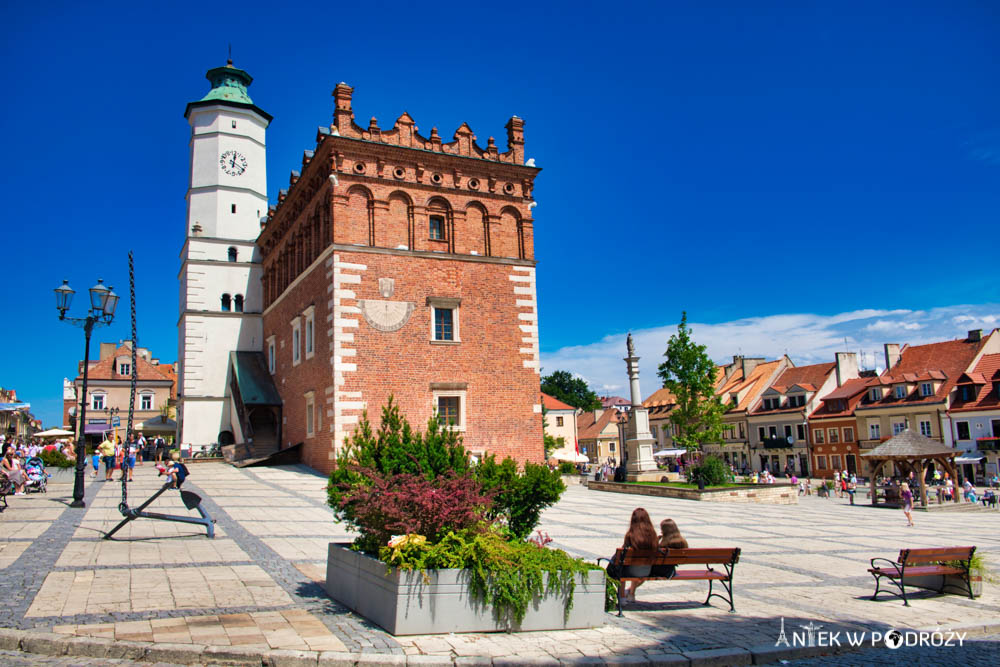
[689,455,732,487]
[558,461,576,474]
[39,448,73,468]
[474,455,565,539]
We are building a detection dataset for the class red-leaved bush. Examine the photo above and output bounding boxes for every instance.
[337,469,492,551]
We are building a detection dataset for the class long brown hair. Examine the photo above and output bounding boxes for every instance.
[659,518,689,549]
[624,508,658,550]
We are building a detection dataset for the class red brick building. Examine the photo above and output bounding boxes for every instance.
[257,84,542,473]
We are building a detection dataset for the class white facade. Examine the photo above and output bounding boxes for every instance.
[177,76,270,447]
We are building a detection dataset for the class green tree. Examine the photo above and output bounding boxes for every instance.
[656,312,725,452]
[543,433,565,459]
[540,370,601,411]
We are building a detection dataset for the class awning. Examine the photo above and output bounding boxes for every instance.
[136,417,177,433]
[84,424,111,435]
[955,451,986,463]
[654,448,687,457]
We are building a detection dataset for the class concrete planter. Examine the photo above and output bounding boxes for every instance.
[588,480,799,504]
[903,572,983,598]
[324,543,606,635]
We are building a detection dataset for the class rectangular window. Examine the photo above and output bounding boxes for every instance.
[304,307,315,359]
[434,308,454,341]
[739,422,745,439]
[869,388,883,402]
[231,204,236,214]
[119,363,130,376]
[919,420,932,437]
[140,394,152,411]
[91,394,105,410]
[292,319,301,365]
[869,421,881,440]
[956,421,971,440]
[843,427,854,442]
[556,416,564,427]
[429,215,445,240]
[892,420,906,435]
[758,426,765,441]
[992,419,1000,438]
[813,429,824,444]
[784,425,792,439]
[305,392,315,437]
[231,121,237,129]
[920,382,933,397]
[816,455,827,470]
[828,428,839,444]
[267,337,276,374]
[894,385,907,399]
[768,425,777,438]
[438,396,460,426]
[797,424,806,441]
[831,455,842,470]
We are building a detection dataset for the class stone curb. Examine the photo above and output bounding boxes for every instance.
[0,624,998,666]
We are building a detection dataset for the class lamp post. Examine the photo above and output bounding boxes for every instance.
[54,278,119,508]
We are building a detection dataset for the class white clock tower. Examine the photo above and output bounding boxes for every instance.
[177,60,271,447]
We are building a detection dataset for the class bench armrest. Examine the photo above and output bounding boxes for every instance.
[870,557,902,575]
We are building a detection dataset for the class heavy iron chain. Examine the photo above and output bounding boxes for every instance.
[119,252,138,517]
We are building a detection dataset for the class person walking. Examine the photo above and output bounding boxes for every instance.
[98,435,115,481]
[901,482,914,526]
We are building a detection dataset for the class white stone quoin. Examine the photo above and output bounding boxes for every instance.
[177,63,270,447]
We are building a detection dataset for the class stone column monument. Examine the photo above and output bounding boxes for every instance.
[624,333,660,481]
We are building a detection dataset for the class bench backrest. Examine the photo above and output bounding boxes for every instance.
[617,547,740,566]
[898,546,975,565]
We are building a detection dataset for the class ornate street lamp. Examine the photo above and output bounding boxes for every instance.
[55,278,118,507]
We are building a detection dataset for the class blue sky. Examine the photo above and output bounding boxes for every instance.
[2,1,998,426]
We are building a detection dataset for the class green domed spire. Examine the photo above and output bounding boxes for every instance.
[199,59,254,105]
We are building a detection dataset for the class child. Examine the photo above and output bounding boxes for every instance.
[91,450,100,478]
[157,451,189,488]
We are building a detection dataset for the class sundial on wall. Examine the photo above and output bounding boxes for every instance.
[358,278,414,332]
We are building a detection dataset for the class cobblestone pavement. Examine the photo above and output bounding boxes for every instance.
[1,464,998,664]
[787,633,1000,665]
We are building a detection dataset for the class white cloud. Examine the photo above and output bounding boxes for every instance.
[541,304,1000,400]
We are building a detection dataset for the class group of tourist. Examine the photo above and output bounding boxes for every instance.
[1,435,76,496]
[91,432,169,482]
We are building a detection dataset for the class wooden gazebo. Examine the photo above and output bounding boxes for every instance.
[861,429,958,508]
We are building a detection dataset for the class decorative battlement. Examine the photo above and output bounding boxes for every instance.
[328,83,526,166]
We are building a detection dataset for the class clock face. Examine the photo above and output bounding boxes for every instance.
[220,150,248,176]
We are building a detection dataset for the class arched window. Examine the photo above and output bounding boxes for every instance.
[234,294,244,313]
[228,247,238,262]
[221,293,231,311]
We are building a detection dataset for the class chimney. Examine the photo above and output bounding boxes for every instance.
[99,342,116,360]
[835,352,859,387]
[742,357,765,378]
[884,344,901,371]
[968,329,982,343]
[505,116,525,164]
[332,82,354,135]
[592,408,604,423]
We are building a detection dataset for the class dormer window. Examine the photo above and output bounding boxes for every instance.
[894,385,907,399]
[869,387,883,402]
[920,382,933,397]
[763,397,780,410]
[788,394,805,408]
[119,362,130,376]
[958,385,976,401]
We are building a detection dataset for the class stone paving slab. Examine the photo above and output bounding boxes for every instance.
[2,464,998,665]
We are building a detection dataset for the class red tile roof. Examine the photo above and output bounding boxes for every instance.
[77,345,172,383]
[859,336,988,410]
[949,352,1000,413]
[643,388,676,408]
[577,409,623,440]
[541,392,575,411]
[717,359,787,412]
[752,362,836,415]
[810,377,870,419]
[600,395,630,409]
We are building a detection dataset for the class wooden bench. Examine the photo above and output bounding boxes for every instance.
[601,547,740,616]
[869,546,976,606]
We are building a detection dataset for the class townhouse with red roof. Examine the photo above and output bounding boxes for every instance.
[807,375,873,478]
[702,355,792,471]
[541,392,578,458]
[947,351,1000,483]
[853,330,1000,471]
[747,353,859,475]
[577,408,625,465]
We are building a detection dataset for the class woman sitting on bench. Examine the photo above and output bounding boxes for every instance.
[651,518,689,580]
[620,508,658,602]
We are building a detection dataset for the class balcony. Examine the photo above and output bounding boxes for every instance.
[977,437,1000,452]
[760,436,794,449]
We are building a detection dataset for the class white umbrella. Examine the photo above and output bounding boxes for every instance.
[552,449,580,462]
[574,453,589,463]
[34,428,75,439]
[654,448,687,457]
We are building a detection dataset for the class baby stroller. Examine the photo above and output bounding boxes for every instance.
[24,456,49,494]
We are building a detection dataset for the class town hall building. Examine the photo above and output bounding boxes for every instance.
[177,61,544,472]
